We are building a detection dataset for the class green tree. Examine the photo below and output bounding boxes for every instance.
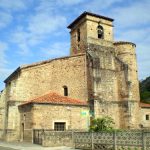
[89,116,115,132]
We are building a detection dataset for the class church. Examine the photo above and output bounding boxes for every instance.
[0,11,149,142]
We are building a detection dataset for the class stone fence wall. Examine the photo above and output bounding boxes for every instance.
[33,129,150,150]
[33,130,74,147]
[0,129,3,140]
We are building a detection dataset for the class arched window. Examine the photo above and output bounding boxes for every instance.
[77,29,80,42]
[63,86,68,96]
[97,25,104,39]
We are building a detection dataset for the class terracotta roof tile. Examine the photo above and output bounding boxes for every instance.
[19,92,88,107]
[140,102,150,108]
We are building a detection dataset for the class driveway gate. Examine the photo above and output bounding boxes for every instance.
[33,129,43,145]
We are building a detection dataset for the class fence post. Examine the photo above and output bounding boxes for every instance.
[32,129,34,144]
[72,131,74,148]
[42,129,45,146]
[113,130,117,150]
[91,132,94,150]
[142,130,146,150]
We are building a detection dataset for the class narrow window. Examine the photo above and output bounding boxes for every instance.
[54,122,66,131]
[97,25,104,39]
[63,86,68,96]
[146,114,149,120]
[77,29,80,42]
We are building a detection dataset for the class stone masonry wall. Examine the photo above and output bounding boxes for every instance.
[140,108,150,128]
[70,17,87,55]
[86,15,113,41]
[19,103,89,142]
[32,104,89,130]
[0,90,5,129]
[4,54,88,141]
[70,14,113,56]
[114,42,140,129]
[19,105,33,142]
[114,42,140,101]
[0,89,6,139]
[86,43,122,128]
[88,43,117,101]
[7,54,87,102]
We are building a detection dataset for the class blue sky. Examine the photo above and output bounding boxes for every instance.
[0,0,150,90]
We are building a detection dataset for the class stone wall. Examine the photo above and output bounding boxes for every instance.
[42,131,74,147]
[86,15,113,41]
[31,104,89,130]
[84,41,140,129]
[19,103,89,142]
[4,54,88,141]
[114,42,140,101]
[0,89,6,139]
[140,107,150,128]
[87,43,121,128]
[114,42,140,129]
[19,104,33,142]
[6,54,88,102]
[70,17,87,55]
[0,90,5,129]
[87,43,117,101]
[70,13,113,55]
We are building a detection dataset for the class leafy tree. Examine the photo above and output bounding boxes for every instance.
[140,76,150,103]
[89,116,115,132]
[140,91,150,101]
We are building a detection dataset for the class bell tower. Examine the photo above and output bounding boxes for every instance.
[67,12,140,129]
[67,11,114,55]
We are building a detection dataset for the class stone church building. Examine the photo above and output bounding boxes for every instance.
[0,11,149,141]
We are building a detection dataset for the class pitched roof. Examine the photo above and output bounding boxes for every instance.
[67,11,114,29]
[19,92,88,107]
[140,102,150,108]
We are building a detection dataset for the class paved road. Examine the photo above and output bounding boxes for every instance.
[0,141,80,150]
[0,141,77,150]
[0,146,17,150]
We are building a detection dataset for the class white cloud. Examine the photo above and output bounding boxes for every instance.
[11,12,67,55]
[41,42,69,58]
[0,41,8,67]
[57,0,85,6]
[28,13,67,35]
[111,0,150,28]
[84,0,122,12]
[137,44,150,62]
[35,0,56,13]
[11,29,31,55]
[115,28,150,43]
[36,0,85,8]
[0,42,12,90]
[0,0,27,11]
[10,1,67,55]
[0,11,13,29]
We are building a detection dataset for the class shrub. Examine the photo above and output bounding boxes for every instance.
[89,116,115,132]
